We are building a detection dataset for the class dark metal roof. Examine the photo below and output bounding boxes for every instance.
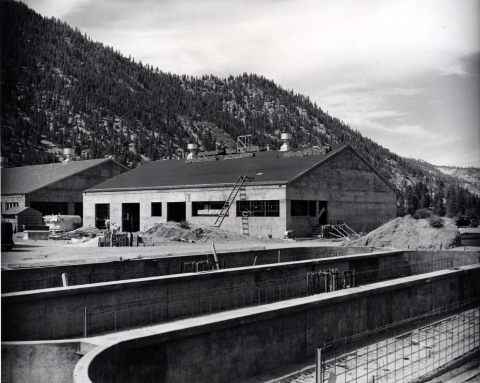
[87,145,353,192]
[1,207,40,215]
[1,158,124,195]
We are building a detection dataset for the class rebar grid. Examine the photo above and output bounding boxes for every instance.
[87,259,454,337]
[86,275,307,336]
[3,251,341,292]
[4,258,458,341]
[321,300,480,383]
[3,256,450,293]
[307,259,453,295]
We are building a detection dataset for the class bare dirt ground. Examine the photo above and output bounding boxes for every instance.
[1,222,342,269]
[2,220,478,270]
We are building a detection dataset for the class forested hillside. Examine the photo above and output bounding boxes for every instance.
[1,0,479,218]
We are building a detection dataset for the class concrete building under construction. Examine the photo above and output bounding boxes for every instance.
[83,139,397,237]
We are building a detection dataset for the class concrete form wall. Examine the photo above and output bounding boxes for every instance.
[2,246,371,293]
[288,148,397,234]
[5,248,479,294]
[4,250,478,341]
[80,265,480,383]
[1,342,81,383]
[25,161,128,215]
[3,250,391,341]
[83,184,287,237]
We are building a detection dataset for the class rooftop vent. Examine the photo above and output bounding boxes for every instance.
[186,143,198,159]
[279,133,292,151]
[63,148,75,163]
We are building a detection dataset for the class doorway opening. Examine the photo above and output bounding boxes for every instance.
[122,203,140,232]
[167,202,186,222]
[95,204,110,229]
[318,201,328,225]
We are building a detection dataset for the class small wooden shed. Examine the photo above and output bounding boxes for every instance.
[1,207,43,233]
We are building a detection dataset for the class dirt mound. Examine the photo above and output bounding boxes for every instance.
[346,215,461,250]
[140,222,272,245]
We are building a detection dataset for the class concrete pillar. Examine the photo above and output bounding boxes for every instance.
[61,273,68,287]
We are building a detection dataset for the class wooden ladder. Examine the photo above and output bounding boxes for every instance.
[213,175,253,228]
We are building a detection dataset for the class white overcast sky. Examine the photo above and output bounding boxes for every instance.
[23,0,480,167]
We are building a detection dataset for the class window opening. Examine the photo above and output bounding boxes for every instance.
[291,200,317,217]
[236,200,279,217]
[192,201,226,217]
[151,202,162,217]
[5,202,19,210]
[167,202,186,222]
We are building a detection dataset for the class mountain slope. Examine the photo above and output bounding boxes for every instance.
[1,0,479,219]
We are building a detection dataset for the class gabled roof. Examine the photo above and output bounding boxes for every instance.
[86,144,396,193]
[1,158,127,195]
[1,207,37,215]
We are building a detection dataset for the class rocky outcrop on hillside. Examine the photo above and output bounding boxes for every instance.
[436,166,480,196]
[346,216,461,251]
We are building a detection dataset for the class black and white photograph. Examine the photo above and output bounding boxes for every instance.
[1,0,479,382]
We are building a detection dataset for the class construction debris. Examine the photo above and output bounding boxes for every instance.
[48,225,102,240]
[139,222,271,245]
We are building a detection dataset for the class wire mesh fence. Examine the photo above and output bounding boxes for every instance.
[317,299,480,383]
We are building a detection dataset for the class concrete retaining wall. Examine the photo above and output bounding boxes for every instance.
[2,250,403,341]
[2,246,376,293]
[5,246,478,294]
[75,265,480,383]
[1,341,81,383]
[3,250,478,342]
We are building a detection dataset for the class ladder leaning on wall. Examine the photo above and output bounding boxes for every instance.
[213,175,254,228]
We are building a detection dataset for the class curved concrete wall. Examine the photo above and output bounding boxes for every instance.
[2,341,81,383]
[74,265,480,383]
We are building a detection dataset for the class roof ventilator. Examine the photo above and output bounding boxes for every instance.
[279,133,292,151]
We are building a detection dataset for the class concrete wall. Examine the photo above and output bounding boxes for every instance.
[3,250,399,341]
[4,247,478,294]
[2,246,374,293]
[288,148,397,234]
[4,250,478,342]
[2,341,81,383]
[26,161,128,215]
[75,265,480,383]
[83,184,287,237]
